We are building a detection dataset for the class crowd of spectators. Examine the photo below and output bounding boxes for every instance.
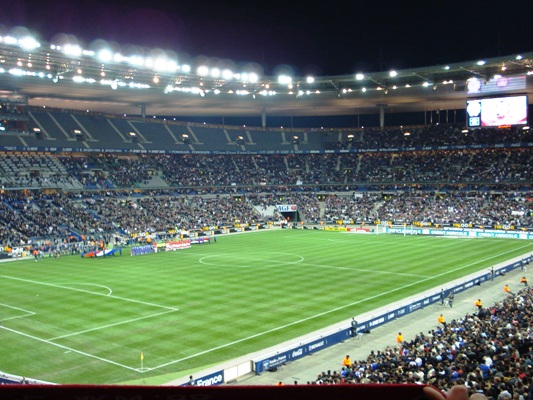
[1,147,531,192]
[310,287,533,400]
[1,189,531,249]
[0,122,531,247]
[326,125,533,150]
[0,124,531,192]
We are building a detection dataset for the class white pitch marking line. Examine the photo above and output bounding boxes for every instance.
[0,324,138,371]
[65,283,113,296]
[0,275,178,311]
[0,302,35,322]
[199,253,429,277]
[48,309,178,341]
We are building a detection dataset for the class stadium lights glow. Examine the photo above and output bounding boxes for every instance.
[62,44,82,57]
[306,76,315,83]
[97,49,113,63]
[18,36,40,50]
[1,36,18,45]
[277,75,292,84]
[477,60,486,66]
[362,87,366,92]
[222,69,233,80]
[355,73,364,80]
[516,55,523,60]
[389,70,398,77]
[197,66,209,76]
[73,76,96,83]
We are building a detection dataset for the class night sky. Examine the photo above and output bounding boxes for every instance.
[2,0,533,76]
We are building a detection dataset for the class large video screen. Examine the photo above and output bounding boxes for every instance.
[466,95,528,128]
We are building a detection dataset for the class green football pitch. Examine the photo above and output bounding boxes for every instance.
[1,229,532,384]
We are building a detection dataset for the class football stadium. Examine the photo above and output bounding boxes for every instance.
[0,21,533,400]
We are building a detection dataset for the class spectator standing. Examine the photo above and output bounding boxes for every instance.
[448,291,455,308]
[350,318,358,337]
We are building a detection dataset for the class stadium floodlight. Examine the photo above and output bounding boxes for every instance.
[210,68,220,78]
[97,49,113,63]
[355,73,364,80]
[389,70,398,77]
[197,65,209,76]
[166,60,178,72]
[362,87,367,92]
[306,76,315,83]
[2,36,18,45]
[181,64,191,73]
[222,69,233,80]
[248,72,259,83]
[477,60,486,66]
[278,75,292,84]
[62,44,82,57]
[128,55,144,66]
[153,58,169,71]
[18,36,40,50]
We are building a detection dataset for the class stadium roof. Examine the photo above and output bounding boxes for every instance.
[0,37,532,119]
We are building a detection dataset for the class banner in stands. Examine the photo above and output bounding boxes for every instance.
[385,227,533,240]
[253,330,350,374]
[276,205,298,212]
[165,239,191,251]
[188,370,224,386]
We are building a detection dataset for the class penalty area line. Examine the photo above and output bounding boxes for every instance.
[0,324,138,371]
